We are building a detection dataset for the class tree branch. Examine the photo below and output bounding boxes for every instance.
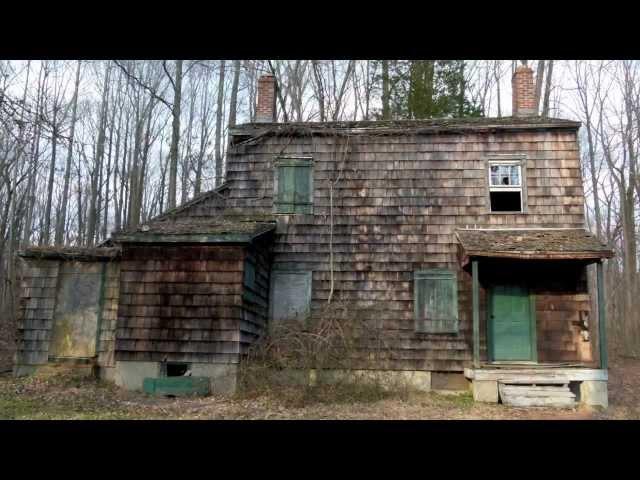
[113,60,173,110]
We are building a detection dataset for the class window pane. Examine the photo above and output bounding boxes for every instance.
[490,164,520,187]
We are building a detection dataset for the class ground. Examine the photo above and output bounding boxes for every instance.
[0,356,638,420]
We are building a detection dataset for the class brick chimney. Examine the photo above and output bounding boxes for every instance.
[512,65,536,117]
[256,74,277,123]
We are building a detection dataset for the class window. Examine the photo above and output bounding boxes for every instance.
[274,157,313,214]
[414,270,459,334]
[488,161,524,212]
[270,271,312,327]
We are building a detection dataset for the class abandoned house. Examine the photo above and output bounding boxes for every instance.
[13,65,614,408]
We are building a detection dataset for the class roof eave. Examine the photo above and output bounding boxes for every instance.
[229,121,581,140]
[459,249,614,268]
[111,223,276,245]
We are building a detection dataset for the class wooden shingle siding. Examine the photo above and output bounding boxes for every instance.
[240,239,271,353]
[97,262,119,368]
[115,245,245,364]
[16,256,118,369]
[15,258,59,365]
[223,128,585,371]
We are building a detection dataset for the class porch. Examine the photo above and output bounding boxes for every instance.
[457,228,614,408]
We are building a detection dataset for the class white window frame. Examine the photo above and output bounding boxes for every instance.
[488,160,524,213]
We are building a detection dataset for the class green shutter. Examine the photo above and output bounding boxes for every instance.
[276,165,296,213]
[244,260,256,289]
[293,165,311,213]
[414,269,459,334]
[270,271,312,327]
[274,158,313,214]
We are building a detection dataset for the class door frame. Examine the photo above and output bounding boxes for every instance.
[486,284,538,363]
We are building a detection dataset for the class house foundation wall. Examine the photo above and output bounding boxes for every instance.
[114,360,238,394]
[579,380,608,408]
[249,368,433,393]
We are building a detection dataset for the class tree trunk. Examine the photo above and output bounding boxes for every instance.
[312,61,326,122]
[167,59,183,210]
[542,60,554,116]
[182,77,197,204]
[458,61,465,117]
[228,60,240,128]
[42,106,59,245]
[382,60,390,120]
[534,60,545,114]
[22,64,48,248]
[55,61,82,246]
[87,62,111,246]
[494,61,502,117]
[214,60,226,187]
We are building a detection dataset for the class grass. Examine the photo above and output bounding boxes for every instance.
[1,355,639,420]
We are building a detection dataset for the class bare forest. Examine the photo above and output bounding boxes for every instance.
[0,59,639,366]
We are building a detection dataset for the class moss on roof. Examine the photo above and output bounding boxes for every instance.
[231,116,580,138]
[19,246,121,261]
[111,215,277,242]
[456,228,614,261]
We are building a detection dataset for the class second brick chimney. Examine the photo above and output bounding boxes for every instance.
[512,65,536,117]
[256,74,277,123]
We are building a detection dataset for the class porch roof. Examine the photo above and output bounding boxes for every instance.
[111,215,277,244]
[456,228,614,264]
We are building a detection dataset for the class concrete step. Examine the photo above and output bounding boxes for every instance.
[499,382,576,408]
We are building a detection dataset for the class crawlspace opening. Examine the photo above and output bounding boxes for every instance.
[490,191,522,212]
[166,362,190,377]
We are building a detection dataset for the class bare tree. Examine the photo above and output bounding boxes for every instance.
[55,61,82,246]
[214,60,225,186]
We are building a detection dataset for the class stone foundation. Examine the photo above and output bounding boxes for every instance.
[114,361,237,395]
[579,380,608,408]
[472,380,499,402]
[255,368,434,392]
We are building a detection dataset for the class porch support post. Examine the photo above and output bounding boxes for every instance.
[596,260,608,370]
[472,259,480,368]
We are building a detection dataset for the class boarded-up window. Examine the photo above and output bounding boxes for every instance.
[270,271,312,326]
[274,157,313,214]
[414,269,458,334]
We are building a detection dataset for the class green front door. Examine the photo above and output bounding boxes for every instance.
[488,285,536,362]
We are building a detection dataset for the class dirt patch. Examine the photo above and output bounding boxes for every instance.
[1,357,638,420]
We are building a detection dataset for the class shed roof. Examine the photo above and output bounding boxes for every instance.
[19,246,121,261]
[111,215,277,244]
[456,228,614,264]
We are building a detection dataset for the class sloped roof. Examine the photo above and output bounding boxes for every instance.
[456,228,614,263]
[230,116,580,141]
[151,184,228,222]
[111,215,276,244]
[19,246,121,261]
